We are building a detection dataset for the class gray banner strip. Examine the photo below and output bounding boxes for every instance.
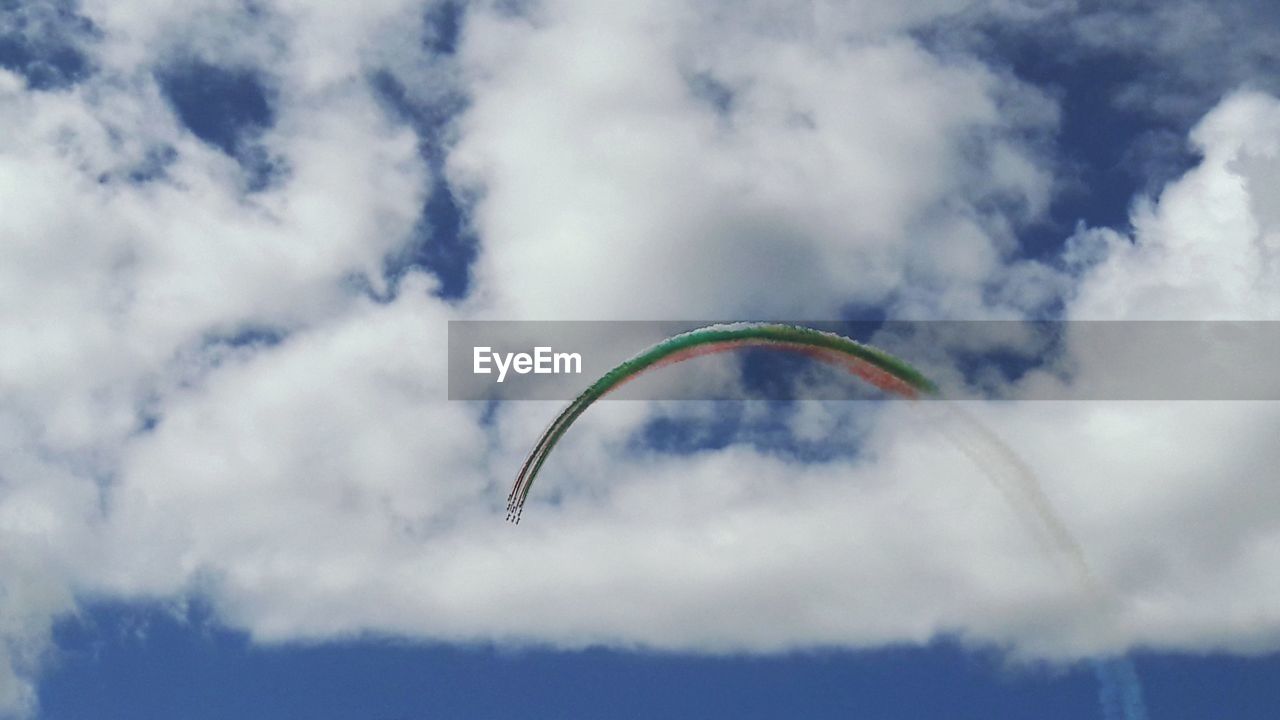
[447,321,1280,401]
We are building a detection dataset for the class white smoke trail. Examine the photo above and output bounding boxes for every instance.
[912,403,1150,720]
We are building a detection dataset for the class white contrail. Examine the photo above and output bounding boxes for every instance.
[913,403,1150,720]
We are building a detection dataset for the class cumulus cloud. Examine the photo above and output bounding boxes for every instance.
[1001,90,1280,654]
[4,0,1280,716]
[1067,91,1280,320]
[0,0,434,710]
[450,0,1059,319]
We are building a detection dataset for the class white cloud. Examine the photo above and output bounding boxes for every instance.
[95,277,488,595]
[450,0,1058,319]
[5,0,1280,716]
[1068,91,1280,319]
[0,0,432,710]
[996,90,1280,655]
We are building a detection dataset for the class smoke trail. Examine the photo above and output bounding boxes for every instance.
[507,322,936,521]
[918,403,1150,720]
[926,404,1097,590]
[508,323,1150,719]
[1095,658,1150,720]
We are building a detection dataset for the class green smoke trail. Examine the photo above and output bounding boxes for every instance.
[506,322,936,522]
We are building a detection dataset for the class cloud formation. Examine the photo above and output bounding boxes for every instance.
[451,0,1058,319]
[3,0,1280,716]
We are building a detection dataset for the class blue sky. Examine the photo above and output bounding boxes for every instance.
[37,604,1280,719]
[4,1,1280,719]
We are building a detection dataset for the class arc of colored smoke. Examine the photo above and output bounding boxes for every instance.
[507,322,1146,720]
[506,322,936,523]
